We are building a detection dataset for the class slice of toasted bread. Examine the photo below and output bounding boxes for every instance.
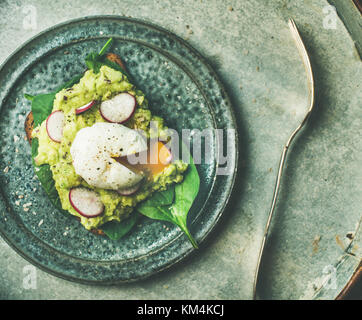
[24,111,34,145]
[25,53,127,236]
[105,53,127,71]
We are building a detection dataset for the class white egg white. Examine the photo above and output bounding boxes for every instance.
[70,123,147,190]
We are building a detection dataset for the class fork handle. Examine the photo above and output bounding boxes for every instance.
[252,18,315,299]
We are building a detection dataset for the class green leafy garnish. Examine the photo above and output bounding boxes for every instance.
[85,38,113,73]
[136,188,175,221]
[31,93,57,126]
[24,93,35,101]
[137,149,200,248]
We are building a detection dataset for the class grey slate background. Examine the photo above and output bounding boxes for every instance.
[0,0,361,299]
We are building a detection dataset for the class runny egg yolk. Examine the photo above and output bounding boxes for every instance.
[115,141,172,176]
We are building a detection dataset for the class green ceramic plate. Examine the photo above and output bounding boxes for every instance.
[0,16,237,283]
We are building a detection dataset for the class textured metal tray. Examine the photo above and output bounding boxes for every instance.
[0,0,360,299]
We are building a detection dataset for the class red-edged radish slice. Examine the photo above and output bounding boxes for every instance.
[100,93,136,123]
[117,180,143,196]
[46,110,64,143]
[75,100,97,115]
[69,187,104,218]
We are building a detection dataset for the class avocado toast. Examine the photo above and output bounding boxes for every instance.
[25,39,199,246]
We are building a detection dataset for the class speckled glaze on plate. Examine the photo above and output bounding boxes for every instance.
[0,16,238,283]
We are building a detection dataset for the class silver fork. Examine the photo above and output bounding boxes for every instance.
[252,18,315,300]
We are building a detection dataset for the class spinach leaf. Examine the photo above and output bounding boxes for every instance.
[170,155,199,248]
[85,38,113,73]
[31,93,57,126]
[137,152,200,248]
[101,213,141,240]
[24,93,35,101]
[137,187,175,222]
[85,52,103,73]
[140,187,175,208]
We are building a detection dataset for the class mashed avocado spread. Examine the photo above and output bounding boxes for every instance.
[32,65,187,230]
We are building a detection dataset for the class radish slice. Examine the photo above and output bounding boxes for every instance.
[46,110,64,143]
[117,180,142,196]
[100,93,136,123]
[69,187,104,218]
[75,100,97,115]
